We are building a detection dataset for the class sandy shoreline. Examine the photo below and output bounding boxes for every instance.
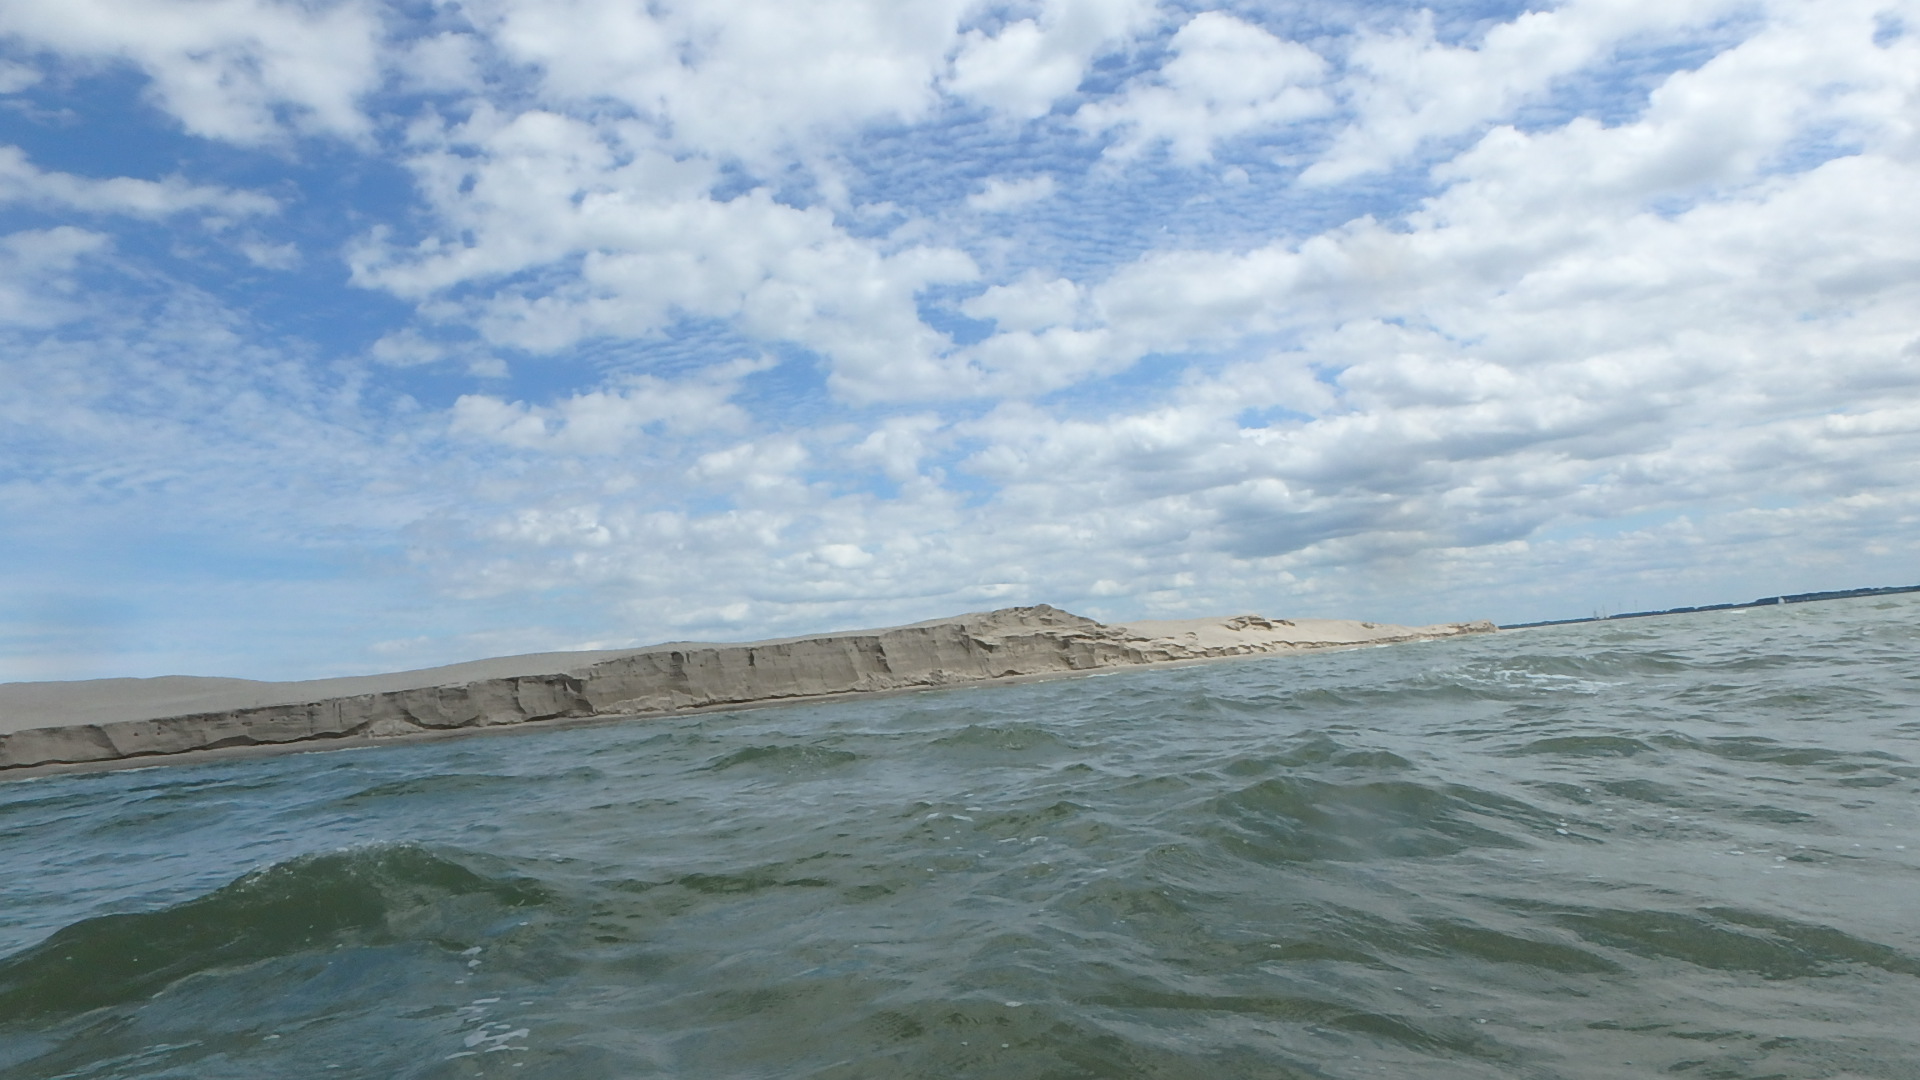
[0,605,1493,777]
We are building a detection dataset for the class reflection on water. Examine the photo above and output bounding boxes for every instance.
[2,594,1918,1078]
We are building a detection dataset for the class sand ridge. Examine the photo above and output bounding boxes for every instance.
[0,606,1493,773]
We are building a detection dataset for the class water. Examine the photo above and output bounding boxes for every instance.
[2,595,1918,1079]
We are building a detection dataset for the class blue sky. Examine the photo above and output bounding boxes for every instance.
[2,0,1917,680]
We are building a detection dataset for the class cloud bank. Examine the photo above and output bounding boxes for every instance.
[2,0,1917,679]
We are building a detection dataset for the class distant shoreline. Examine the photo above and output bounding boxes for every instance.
[1,606,1492,778]
[1500,583,1920,630]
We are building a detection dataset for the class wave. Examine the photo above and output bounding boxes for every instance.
[0,845,546,1021]
[1207,776,1539,863]
[1510,901,1920,981]
[704,744,860,772]
[929,723,1076,754]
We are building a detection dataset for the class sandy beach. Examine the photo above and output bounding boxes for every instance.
[0,605,1492,775]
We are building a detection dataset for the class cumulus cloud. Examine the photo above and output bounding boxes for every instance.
[469,0,976,163]
[449,359,766,454]
[348,107,979,401]
[1301,0,1750,184]
[947,0,1160,120]
[966,174,1058,211]
[689,436,812,494]
[397,31,484,94]
[960,271,1081,331]
[0,0,383,142]
[847,413,947,484]
[1077,11,1331,163]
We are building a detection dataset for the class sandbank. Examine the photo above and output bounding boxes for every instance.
[0,606,1493,777]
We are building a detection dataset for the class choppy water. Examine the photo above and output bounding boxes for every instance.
[3,596,1919,1080]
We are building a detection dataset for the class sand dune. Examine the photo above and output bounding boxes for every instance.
[0,606,1492,774]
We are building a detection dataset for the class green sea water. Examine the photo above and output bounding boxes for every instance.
[2,594,1918,1079]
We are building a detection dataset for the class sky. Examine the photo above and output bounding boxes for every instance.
[1,0,1917,681]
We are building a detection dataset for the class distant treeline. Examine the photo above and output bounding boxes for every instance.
[1501,584,1920,630]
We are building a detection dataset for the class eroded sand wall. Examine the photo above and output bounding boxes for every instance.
[0,607,1494,772]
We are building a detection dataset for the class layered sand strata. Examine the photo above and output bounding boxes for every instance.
[0,606,1493,774]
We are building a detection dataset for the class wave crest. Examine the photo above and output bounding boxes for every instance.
[0,845,545,1021]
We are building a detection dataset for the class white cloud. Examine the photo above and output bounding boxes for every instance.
[814,542,875,569]
[960,271,1080,331]
[350,107,979,401]
[369,328,448,368]
[1078,3,1920,359]
[399,32,484,94]
[947,0,1160,120]
[690,436,812,495]
[958,326,1121,396]
[1301,0,1749,184]
[0,0,383,143]
[848,413,946,483]
[0,226,110,326]
[450,360,764,454]
[350,109,714,297]
[237,239,301,269]
[0,146,277,218]
[1078,11,1331,163]
[471,0,978,164]
[966,174,1057,211]
[0,60,40,93]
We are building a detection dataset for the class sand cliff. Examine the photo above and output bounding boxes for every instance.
[0,606,1493,773]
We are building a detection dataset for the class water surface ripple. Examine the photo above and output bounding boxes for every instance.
[3,595,1918,1078]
